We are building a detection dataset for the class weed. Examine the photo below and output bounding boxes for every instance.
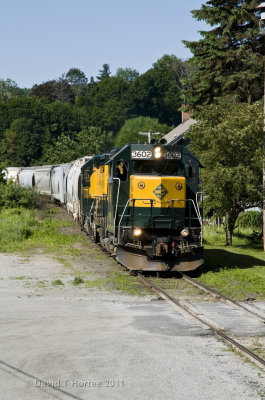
[52,279,64,286]
[72,276,85,286]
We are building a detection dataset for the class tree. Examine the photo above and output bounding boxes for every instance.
[1,118,46,166]
[0,129,18,165]
[41,127,113,164]
[76,127,113,155]
[41,134,78,164]
[88,76,131,133]
[0,79,25,100]
[115,116,171,147]
[31,80,58,102]
[183,0,264,106]
[66,68,88,86]
[187,98,263,245]
[130,55,189,126]
[31,76,74,103]
[54,75,75,103]
[116,67,139,82]
[96,64,111,81]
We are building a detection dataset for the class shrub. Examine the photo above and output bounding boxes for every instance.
[0,182,39,210]
[236,211,262,229]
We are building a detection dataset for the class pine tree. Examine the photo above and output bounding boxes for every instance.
[96,64,111,81]
[183,0,264,106]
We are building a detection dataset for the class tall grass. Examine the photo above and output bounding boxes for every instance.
[0,208,39,247]
[0,207,82,253]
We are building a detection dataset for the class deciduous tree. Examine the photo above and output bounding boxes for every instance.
[115,116,171,147]
[187,98,263,245]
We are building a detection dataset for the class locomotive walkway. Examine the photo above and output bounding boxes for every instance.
[0,252,265,400]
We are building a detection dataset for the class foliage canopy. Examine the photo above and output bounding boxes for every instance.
[183,0,264,106]
[187,98,263,244]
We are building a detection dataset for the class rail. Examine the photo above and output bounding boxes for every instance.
[138,274,265,371]
[180,273,265,323]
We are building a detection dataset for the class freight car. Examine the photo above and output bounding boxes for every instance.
[5,141,203,272]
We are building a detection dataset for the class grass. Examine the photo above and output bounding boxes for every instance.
[0,207,83,253]
[84,272,146,295]
[4,204,265,299]
[194,225,265,300]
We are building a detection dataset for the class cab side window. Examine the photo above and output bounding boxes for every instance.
[115,160,128,182]
[185,162,196,183]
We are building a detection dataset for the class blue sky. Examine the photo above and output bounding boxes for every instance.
[1,0,207,88]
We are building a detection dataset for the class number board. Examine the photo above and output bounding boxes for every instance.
[163,151,181,160]
[131,150,152,159]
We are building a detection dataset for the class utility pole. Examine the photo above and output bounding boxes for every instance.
[257,2,265,251]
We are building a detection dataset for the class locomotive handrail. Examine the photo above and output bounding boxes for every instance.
[171,198,203,246]
[116,198,202,245]
[113,178,121,237]
[89,199,95,223]
[195,191,203,245]
[171,199,202,227]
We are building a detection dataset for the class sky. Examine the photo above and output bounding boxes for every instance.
[1,0,208,88]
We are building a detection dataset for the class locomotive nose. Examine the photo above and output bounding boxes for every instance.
[130,175,186,208]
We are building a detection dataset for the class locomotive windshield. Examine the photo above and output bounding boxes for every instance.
[133,160,182,176]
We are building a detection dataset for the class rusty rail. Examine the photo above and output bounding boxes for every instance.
[180,273,265,324]
[138,274,265,371]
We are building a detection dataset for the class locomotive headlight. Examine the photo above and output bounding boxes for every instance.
[181,228,189,238]
[133,228,142,236]
[154,146,162,159]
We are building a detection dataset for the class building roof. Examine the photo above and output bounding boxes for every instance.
[163,118,197,145]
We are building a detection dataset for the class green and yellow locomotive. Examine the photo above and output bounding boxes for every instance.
[80,142,203,272]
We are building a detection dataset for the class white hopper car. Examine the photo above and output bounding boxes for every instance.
[4,157,91,220]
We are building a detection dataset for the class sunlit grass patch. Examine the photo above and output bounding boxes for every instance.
[197,266,265,300]
[0,207,83,253]
[0,208,39,251]
[203,225,262,247]
[195,225,265,300]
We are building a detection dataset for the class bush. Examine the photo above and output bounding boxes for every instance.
[0,182,39,210]
[236,211,262,229]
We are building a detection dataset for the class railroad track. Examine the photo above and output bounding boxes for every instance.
[138,274,265,371]
[180,272,265,324]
